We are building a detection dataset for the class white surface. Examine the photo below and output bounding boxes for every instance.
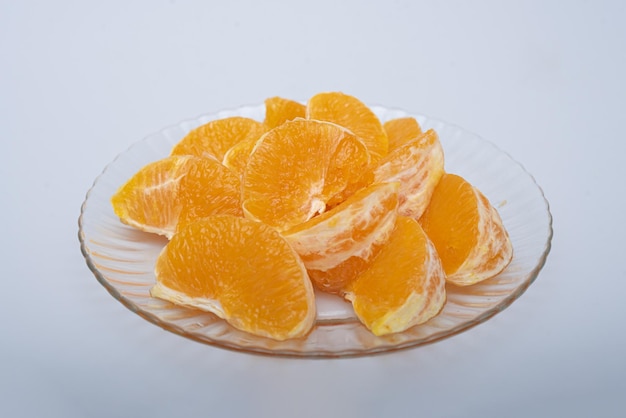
[2,0,625,417]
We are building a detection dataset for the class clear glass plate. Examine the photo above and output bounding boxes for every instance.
[79,105,553,358]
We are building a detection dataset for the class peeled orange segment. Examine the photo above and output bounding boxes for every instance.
[222,136,258,178]
[323,170,376,210]
[170,116,266,162]
[111,155,242,239]
[306,92,388,161]
[174,159,244,232]
[419,173,513,286]
[383,117,423,151]
[372,129,444,219]
[284,182,400,294]
[222,97,306,178]
[345,217,447,336]
[264,96,306,129]
[242,119,370,231]
[151,215,316,341]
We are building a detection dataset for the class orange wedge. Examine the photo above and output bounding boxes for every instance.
[264,96,306,129]
[171,116,266,162]
[306,92,388,161]
[111,155,242,238]
[284,182,400,294]
[383,117,423,151]
[242,119,370,231]
[222,136,258,179]
[151,215,316,341]
[419,173,513,285]
[372,129,444,219]
[345,216,447,336]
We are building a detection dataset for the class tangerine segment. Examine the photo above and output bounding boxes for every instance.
[151,215,316,341]
[372,129,444,219]
[264,97,306,129]
[171,117,266,162]
[419,173,513,286]
[242,119,370,231]
[345,217,446,336]
[306,92,388,161]
[383,117,423,151]
[111,155,242,238]
[222,136,258,179]
[175,159,244,232]
[284,182,400,294]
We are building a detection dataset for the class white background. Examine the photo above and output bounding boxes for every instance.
[2,1,625,417]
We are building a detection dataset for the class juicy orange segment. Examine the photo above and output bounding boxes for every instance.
[111,155,242,238]
[264,96,306,129]
[284,182,400,294]
[175,159,244,232]
[419,173,513,285]
[242,119,370,231]
[151,215,316,341]
[384,117,422,151]
[222,136,258,178]
[372,129,444,219]
[345,217,447,336]
[171,116,266,162]
[307,92,388,161]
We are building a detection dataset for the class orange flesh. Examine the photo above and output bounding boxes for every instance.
[176,158,243,230]
[222,136,258,178]
[171,117,266,161]
[308,255,375,294]
[242,119,370,231]
[419,173,479,275]
[153,215,315,340]
[307,92,388,161]
[383,117,423,151]
[111,155,242,238]
[346,217,446,335]
[264,97,306,129]
[284,182,400,293]
[373,129,444,219]
[111,156,193,235]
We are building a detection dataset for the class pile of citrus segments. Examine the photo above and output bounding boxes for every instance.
[111,92,512,341]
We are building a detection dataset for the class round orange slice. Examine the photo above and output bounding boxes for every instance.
[372,129,444,219]
[306,92,388,161]
[418,173,513,286]
[242,119,370,231]
[151,215,316,341]
[111,155,242,238]
[345,216,447,336]
[171,116,266,162]
[284,182,400,294]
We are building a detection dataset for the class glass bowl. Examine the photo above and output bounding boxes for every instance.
[79,104,552,358]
